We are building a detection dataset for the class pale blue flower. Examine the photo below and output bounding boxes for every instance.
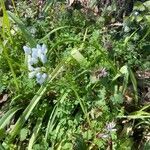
[36,73,47,85]
[36,44,47,63]
[41,44,47,54]
[23,43,48,84]
[36,44,47,54]
[23,46,31,55]
[28,55,38,65]
[36,72,42,79]
[36,44,41,50]
[32,48,38,59]
[31,57,38,65]
[40,54,47,64]
[28,67,41,78]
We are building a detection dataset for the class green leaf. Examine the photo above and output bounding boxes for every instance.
[128,68,138,103]
[20,128,28,141]
[136,15,143,22]
[42,0,56,13]
[28,116,44,150]
[0,107,21,129]
[143,141,150,150]
[113,65,128,81]
[134,2,145,11]
[71,48,88,67]
[144,0,150,10]
[0,128,5,140]
[0,143,5,150]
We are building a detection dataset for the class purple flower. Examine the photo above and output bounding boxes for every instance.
[106,122,116,132]
[96,133,109,139]
[95,68,108,79]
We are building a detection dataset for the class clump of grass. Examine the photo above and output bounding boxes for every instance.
[0,0,150,149]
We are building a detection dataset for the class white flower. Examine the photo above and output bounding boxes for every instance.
[42,73,47,79]
[134,11,139,16]
[28,67,41,78]
[34,67,41,72]
[28,64,34,71]
[96,133,109,139]
[23,46,31,55]
[30,27,36,35]
[124,26,130,32]
[28,71,36,78]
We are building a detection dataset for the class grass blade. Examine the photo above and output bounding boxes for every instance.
[0,107,21,129]
[39,26,69,43]
[9,62,64,142]
[8,11,36,47]
[45,92,69,140]
[28,114,45,150]
[129,67,138,104]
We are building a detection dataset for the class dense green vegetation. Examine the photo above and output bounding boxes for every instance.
[0,0,150,149]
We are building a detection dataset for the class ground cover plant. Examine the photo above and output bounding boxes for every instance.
[0,0,150,149]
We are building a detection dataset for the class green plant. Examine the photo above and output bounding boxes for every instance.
[0,0,149,149]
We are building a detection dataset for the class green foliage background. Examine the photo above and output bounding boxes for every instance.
[0,0,150,149]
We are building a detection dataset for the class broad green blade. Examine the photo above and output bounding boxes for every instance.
[9,62,64,141]
[8,11,36,47]
[0,107,21,129]
[28,114,45,150]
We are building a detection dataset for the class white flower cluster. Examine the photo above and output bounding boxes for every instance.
[23,44,48,84]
